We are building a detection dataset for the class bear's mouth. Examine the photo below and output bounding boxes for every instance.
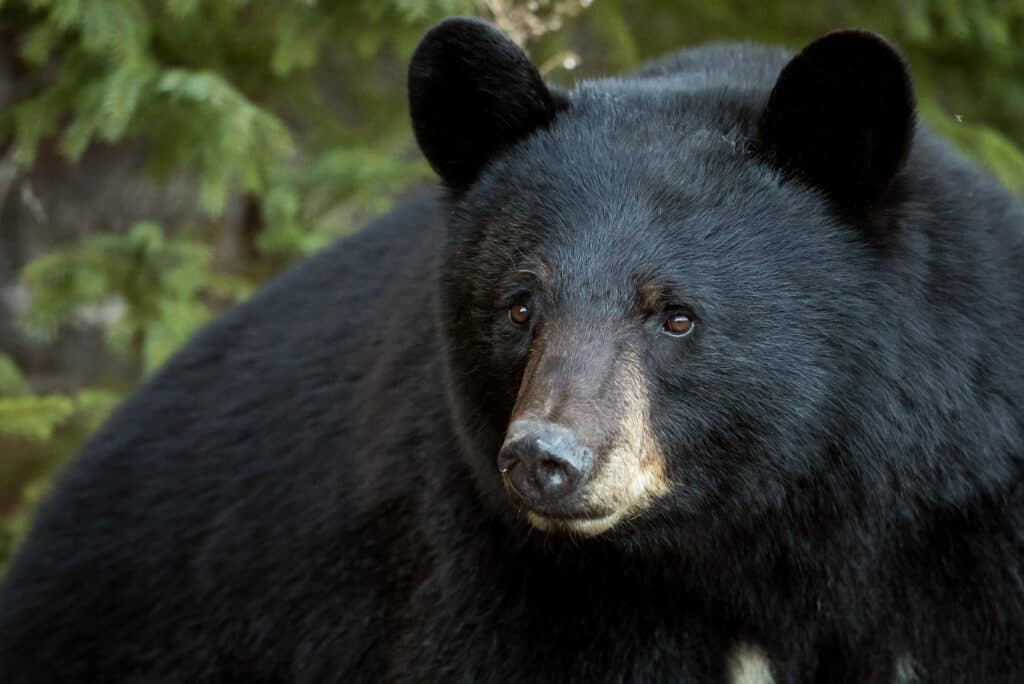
[502,477,623,536]
[523,509,626,536]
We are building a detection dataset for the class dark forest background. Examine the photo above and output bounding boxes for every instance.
[1,0,1021,572]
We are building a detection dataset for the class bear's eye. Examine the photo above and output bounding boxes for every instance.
[508,302,531,325]
[662,313,695,337]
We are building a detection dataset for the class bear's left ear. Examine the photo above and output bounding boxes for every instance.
[758,30,916,208]
[408,17,568,192]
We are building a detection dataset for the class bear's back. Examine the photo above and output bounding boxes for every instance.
[0,189,448,682]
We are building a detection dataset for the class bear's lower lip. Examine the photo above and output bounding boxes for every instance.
[502,478,614,522]
[524,509,625,537]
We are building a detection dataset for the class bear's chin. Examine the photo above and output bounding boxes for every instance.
[525,509,627,537]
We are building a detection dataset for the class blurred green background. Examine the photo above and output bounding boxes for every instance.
[0,0,1021,574]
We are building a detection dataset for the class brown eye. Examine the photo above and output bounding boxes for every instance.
[508,302,531,325]
[662,313,694,337]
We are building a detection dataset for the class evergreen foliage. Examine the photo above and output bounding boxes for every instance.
[0,0,1021,573]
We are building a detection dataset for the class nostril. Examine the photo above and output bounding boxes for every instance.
[497,448,518,474]
[537,457,573,489]
[531,453,581,498]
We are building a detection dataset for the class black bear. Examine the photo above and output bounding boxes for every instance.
[2,16,1023,683]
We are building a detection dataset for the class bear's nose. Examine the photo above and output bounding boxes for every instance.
[498,420,592,506]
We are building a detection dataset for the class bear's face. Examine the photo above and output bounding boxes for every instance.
[410,20,914,538]
[440,117,851,537]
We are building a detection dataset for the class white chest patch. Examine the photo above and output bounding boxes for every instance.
[727,642,774,684]
[893,652,919,683]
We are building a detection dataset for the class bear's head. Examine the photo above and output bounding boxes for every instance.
[409,18,917,541]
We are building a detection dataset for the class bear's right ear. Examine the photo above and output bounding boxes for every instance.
[408,17,567,192]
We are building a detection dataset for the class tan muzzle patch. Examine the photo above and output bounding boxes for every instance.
[524,349,670,536]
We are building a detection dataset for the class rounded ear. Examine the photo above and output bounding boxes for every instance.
[408,17,567,192]
[758,30,916,208]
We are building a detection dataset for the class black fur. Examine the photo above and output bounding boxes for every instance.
[2,19,1023,684]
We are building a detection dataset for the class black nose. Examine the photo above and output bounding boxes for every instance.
[497,420,592,506]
